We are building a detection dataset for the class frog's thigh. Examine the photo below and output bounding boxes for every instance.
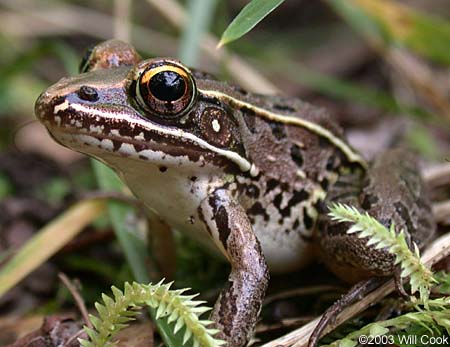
[319,149,434,283]
[200,189,269,347]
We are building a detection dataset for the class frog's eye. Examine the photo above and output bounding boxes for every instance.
[135,60,196,118]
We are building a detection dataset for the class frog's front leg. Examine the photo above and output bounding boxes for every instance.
[200,189,269,347]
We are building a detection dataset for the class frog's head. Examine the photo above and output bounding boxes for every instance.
[35,40,254,176]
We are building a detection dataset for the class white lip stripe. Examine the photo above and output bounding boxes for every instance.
[198,89,367,168]
[64,102,254,173]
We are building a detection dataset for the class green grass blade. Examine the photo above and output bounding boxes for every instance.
[327,0,450,66]
[219,0,286,47]
[178,0,219,66]
[91,161,149,282]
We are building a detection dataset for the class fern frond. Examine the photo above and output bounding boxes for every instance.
[321,302,450,347]
[328,203,436,306]
[79,281,225,347]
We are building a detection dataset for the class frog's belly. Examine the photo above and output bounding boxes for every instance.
[255,229,315,273]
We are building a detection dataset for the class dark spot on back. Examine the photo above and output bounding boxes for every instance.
[273,103,296,112]
[268,122,286,140]
[303,207,314,229]
[248,202,269,221]
[266,179,278,193]
[190,176,198,182]
[280,190,309,218]
[394,201,414,234]
[159,166,167,172]
[319,136,329,148]
[246,185,260,199]
[320,178,329,190]
[273,193,283,210]
[290,144,304,167]
[326,156,336,170]
[241,107,257,133]
[293,219,300,230]
[361,193,378,210]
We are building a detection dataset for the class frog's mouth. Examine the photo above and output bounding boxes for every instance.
[35,88,254,174]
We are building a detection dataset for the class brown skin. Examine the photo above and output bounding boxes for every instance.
[35,40,435,347]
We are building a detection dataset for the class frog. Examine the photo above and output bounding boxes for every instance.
[34,40,435,347]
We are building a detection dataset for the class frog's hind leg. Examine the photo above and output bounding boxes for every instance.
[312,149,435,346]
[318,148,435,283]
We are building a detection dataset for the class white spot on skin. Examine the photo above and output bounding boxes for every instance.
[120,143,137,156]
[101,139,113,150]
[55,116,61,126]
[90,124,104,133]
[54,99,69,114]
[250,164,259,177]
[212,119,221,132]
[296,170,306,179]
[111,129,120,136]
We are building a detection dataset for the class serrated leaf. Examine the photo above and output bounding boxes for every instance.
[79,338,94,347]
[174,318,185,334]
[89,315,102,330]
[111,286,123,300]
[102,294,115,308]
[369,323,389,336]
[84,327,98,341]
[183,327,193,344]
[219,0,285,46]
[340,338,358,347]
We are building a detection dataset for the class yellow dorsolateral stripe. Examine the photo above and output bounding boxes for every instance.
[199,89,368,168]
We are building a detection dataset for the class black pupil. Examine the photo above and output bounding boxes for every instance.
[149,71,186,102]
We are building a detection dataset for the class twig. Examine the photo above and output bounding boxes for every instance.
[114,0,131,42]
[261,232,450,347]
[0,1,179,57]
[386,49,450,123]
[433,200,450,224]
[423,163,450,189]
[264,285,344,306]
[58,272,92,328]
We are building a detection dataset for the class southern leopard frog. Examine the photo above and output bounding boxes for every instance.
[35,40,435,347]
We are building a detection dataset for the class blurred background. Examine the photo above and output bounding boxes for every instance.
[0,0,449,345]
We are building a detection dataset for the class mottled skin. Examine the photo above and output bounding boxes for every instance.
[35,40,435,347]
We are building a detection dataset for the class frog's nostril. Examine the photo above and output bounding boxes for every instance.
[77,85,99,102]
